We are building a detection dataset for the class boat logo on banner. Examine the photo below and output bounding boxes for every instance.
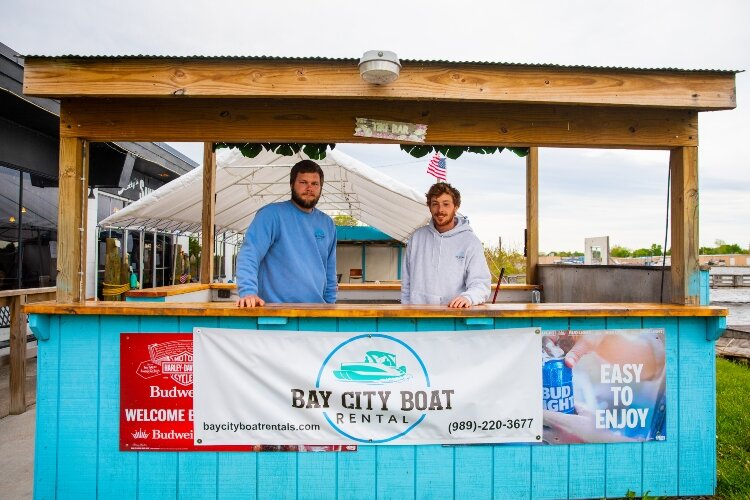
[136,340,194,386]
[331,349,410,384]
[314,334,439,443]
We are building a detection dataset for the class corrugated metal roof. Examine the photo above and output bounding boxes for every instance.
[20,54,741,74]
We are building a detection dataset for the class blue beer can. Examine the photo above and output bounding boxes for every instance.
[542,358,575,414]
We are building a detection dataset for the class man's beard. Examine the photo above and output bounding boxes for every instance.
[291,189,321,209]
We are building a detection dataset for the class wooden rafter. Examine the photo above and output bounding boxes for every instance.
[59,98,699,149]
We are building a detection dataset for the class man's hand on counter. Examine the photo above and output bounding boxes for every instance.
[447,296,472,308]
[237,295,266,308]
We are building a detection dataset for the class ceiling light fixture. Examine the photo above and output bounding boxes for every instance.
[358,50,401,85]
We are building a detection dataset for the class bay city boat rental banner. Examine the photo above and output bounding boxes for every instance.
[193,328,543,446]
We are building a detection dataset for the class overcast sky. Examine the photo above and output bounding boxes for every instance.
[2,0,747,252]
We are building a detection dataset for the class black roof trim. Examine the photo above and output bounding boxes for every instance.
[0,42,24,67]
[114,142,198,175]
[0,51,60,116]
[154,143,199,169]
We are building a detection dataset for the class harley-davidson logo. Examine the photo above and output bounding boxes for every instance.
[136,340,194,386]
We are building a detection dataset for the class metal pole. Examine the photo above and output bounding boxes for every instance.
[17,173,24,288]
[152,230,157,288]
[123,229,129,269]
[93,226,100,301]
[171,232,177,285]
[361,243,366,282]
[396,245,402,280]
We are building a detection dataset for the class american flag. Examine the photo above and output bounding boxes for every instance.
[426,153,447,181]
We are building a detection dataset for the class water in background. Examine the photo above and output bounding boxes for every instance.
[710,287,750,325]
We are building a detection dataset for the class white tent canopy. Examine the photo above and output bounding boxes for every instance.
[99,148,430,242]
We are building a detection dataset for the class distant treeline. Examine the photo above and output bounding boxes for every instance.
[699,242,749,255]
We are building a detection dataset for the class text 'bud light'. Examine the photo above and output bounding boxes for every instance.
[542,358,575,414]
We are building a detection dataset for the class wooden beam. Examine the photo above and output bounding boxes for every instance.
[24,58,737,110]
[200,142,216,284]
[9,294,27,414]
[57,137,89,303]
[526,147,539,285]
[670,146,700,305]
[0,286,56,299]
[23,300,729,318]
[60,98,698,149]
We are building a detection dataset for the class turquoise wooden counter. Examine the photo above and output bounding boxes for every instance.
[25,300,726,499]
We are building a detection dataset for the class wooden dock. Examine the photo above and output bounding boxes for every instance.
[716,326,750,360]
[709,274,750,287]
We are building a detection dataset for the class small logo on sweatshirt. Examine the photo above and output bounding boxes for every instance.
[455,251,466,261]
[314,229,325,239]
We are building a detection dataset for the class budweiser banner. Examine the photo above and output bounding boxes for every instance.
[193,328,542,446]
[120,333,356,452]
[120,334,203,451]
[540,329,667,445]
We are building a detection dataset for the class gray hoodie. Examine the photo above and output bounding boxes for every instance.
[401,216,491,305]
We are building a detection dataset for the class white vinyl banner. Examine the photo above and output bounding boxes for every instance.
[193,327,542,446]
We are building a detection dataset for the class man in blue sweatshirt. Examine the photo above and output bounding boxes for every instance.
[401,183,491,308]
[236,160,337,307]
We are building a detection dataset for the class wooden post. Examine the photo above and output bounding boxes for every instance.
[201,142,216,284]
[103,238,121,301]
[9,294,27,414]
[57,137,89,303]
[526,147,539,285]
[173,244,184,285]
[670,146,700,305]
[120,253,130,294]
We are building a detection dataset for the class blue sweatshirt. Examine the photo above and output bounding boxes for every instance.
[401,216,491,305]
[236,201,337,303]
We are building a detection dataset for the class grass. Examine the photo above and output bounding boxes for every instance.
[716,357,750,499]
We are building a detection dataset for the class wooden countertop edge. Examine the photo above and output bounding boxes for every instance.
[124,283,542,296]
[24,301,728,318]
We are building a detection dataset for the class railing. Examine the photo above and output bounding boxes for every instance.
[0,287,56,414]
[709,274,750,287]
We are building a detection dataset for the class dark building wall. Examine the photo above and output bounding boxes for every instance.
[0,116,58,178]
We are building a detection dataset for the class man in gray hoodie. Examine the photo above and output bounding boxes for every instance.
[401,183,491,307]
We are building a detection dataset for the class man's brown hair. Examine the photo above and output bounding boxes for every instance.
[426,182,461,207]
[290,160,324,185]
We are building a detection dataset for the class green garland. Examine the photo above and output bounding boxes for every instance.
[214,143,335,160]
[400,144,529,159]
[214,142,529,161]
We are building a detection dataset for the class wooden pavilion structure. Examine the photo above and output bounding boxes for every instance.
[22,56,736,305]
[21,55,737,499]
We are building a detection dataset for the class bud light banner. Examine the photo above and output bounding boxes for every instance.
[193,328,542,446]
[541,329,667,445]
